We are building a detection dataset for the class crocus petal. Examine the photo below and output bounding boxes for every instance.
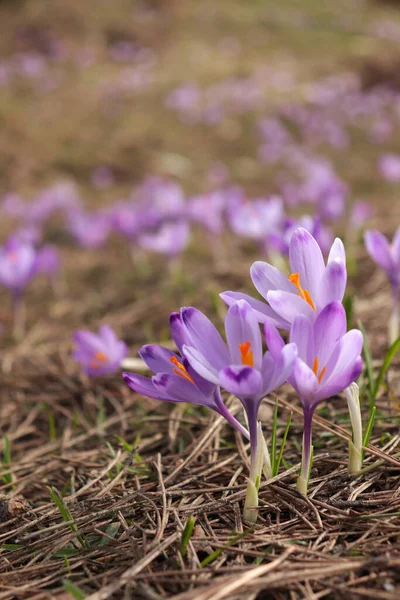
[313,301,347,369]
[122,372,171,401]
[220,291,287,328]
[263,320,285,360]
[264,343,298,394]
[225,300,262,369]
[289,228,325,299]
[324,329,363,384]
[169,312,191,354]
[291,358,319,405]
[327,237,346,264]
[152,372,214,406]
[392,226,400,265]
[99,325,118,346]
[317,259,347,308]
[364,230,393,273]
[139,344,177,374]
[289,315,314,365]
[267,290,316,325]
[182,345,220,384]
[181,307,230,370]
[250,261,295,299]
[316,357,363,403]
[219,365,263,398]
[73,330,106,354]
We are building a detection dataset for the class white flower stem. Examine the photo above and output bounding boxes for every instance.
[345,383,363,475]
[243,422,264,523]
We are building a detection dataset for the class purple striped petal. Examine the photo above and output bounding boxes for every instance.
[219,366,263,398]
[289,228,325,299]
[290,315,314,365]
[139,344,176,374]
[317,259,346,308]
[225,300,262,369]
[123,372,171,401]
[169,312,190,354]
[292,358,319,405]
[267,290,316,325]
[250,261,295,298]
[263,320,285,360]
[313,302,347,369]
[220,291,287,328]
[182,345,220,384]
[327,237,346,264]
[181,307,230,370]
[152,372,214,406]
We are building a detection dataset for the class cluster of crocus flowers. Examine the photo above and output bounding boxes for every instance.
[364,227,400,344]
[121,227,364,518]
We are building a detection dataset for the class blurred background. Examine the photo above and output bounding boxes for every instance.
[0,0,399,203]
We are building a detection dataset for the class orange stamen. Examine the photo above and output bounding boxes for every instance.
[318,366,327,384]
[239,341,254,367]
[289,272,316,311]
[89,350,109,369]
[7,251,18,263]
[170,356,195,384]
[312,357,319,376]
[312,357,327,384]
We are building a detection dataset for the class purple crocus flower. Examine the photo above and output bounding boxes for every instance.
[267,216,333,257]
[365,228,400,343]
[68,209,111,249]
[378,153,400,182]
[138,221,190,258]
[181,300,297,520]
[221,228,347,329]
[227,196,284,243]
[123,312,249,438]
[0,237,38,297]
[0,237,39,338]
[265,301,363,494]
[73,325,128,377]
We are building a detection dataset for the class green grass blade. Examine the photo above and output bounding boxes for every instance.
[373,336,400,399]
[180,515,196,558]
[62,580,86,600]
[362,406,376,460]
[358,320,374,403]
[1,435,13,486]
[270,399,279,476]
[274,411,292,476]
[200,529,253,567]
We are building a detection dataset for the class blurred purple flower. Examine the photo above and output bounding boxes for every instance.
[123,311,248,437]
[73,325,128,377]
[221,228,347,329]
[186,191,227,235]
[1,193,27,218]
[133,176,185,221]
[0,237,38,296]
[227,197,284,243]
[138,221,190,258]
[265,301,363,493]
[267,216,333,256]
[35,245,61,279]
[365,228,400,343]
[378,153,400,182]
[68,210,110,248]
[350,200,373,230]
